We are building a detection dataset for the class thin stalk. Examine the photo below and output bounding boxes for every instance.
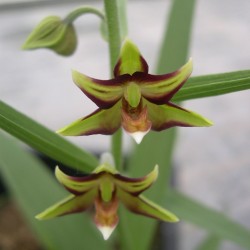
[64,6,104,24]
[103,0,123,171]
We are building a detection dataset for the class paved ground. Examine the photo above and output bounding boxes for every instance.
[0,0,250,249]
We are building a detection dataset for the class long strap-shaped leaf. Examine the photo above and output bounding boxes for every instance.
[195,235,221,250]
[0,101,98,172]
[173,70,250,102]
[166,190,250,249]
[0,132,111,250]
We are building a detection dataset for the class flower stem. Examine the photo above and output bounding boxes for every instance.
[103,0,123,171]
[64,6,105,24]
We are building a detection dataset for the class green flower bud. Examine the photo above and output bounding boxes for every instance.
[22,16,77,56]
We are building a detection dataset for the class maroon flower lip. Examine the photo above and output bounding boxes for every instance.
[57,39,212,143]
[35,154,179,240]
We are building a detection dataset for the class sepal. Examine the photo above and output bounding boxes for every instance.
[147,101,213,131]
[114,39,148,77]
[57,102,121,136]
[72,70,123,108]
[140,59,193,104]
[55,166,99,195]
[115,165,158,194]
[119,191,179,222]
[35,189,96,220]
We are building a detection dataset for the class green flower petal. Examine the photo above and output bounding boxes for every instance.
[72,70,123,108]
[140,59,193,104]
[124,83,141,108]
[36,188,97,220]
[146,101,213,131]
[119,190,179,222]
[94,197,119,240]
[114,39,148,77]
[115,165,158,195]
[55,166,99,194]
[57,102,121,136]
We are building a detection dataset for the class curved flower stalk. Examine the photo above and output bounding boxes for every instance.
[36,153,178,240]
[58,40,213,143]
[22,7,105,56]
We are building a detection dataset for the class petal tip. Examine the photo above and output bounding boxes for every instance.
[200,116,213,127]
[152,164,159,179]
[129,130,150,144]
[206,119,214,126]
[35,214,43,220]
[97,225,115,240]
[71,69,81,81]
[35,211,49,220]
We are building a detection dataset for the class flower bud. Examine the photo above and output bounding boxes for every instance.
[22,16,77,56]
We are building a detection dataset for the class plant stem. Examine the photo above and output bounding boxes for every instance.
[64,6,105,24]
[104,0,121,70]
[103,0,123,171]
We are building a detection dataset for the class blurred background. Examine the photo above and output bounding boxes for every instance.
[0,0,250,249]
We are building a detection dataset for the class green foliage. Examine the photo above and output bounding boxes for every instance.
[195,235,221,250]
[174,70,250,102]
[1,0,250,249]
[0,132,112,249]
[167,191,250,249]
[0,101,98,172]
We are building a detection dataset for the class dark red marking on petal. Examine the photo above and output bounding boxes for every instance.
[132,71,190,104]
[64,187,91,195]
[113,56,149,77]
[76,75,129,109]
[150,103,193,131]
[77,108,122,136]
[139,55,149,74]
[65,172,103,182]
[114,174,154,196]
[56,201,93,216]
[113,59,122,77]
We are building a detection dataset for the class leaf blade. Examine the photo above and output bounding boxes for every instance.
[0,132,111,249]
[196,235,221,250]
[173,70,250,102]
[166,190,250,249]
[0,101,98,172]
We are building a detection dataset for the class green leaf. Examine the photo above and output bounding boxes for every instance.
[0,100,98,172]
[156,0,196,73]
[0,132,111,250]
[166,190,250,249]
[117,0,128,41]
[173,70,250,102]
[114,39,148,76]
[196,235,221,250]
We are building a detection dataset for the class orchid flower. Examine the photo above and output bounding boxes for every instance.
[57,40,212,143]
[36,153,178,240]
